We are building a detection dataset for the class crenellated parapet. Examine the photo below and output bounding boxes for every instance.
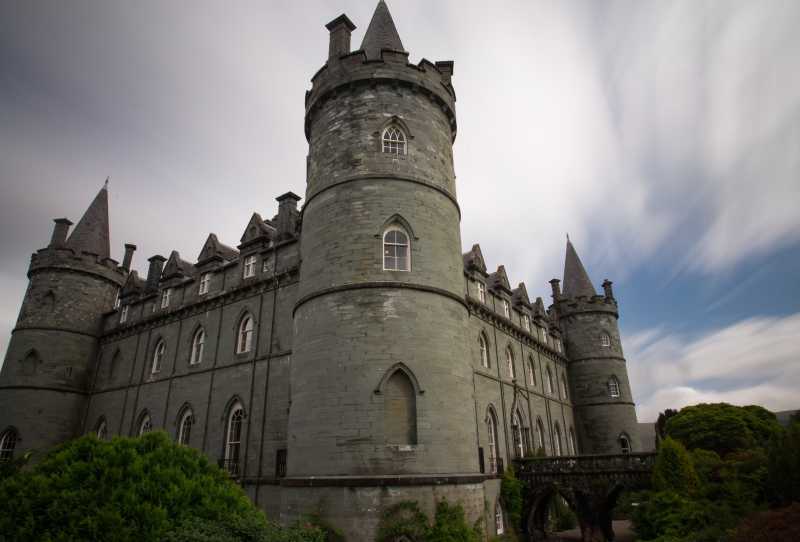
[29,246,127,287]
[552,293,619,321]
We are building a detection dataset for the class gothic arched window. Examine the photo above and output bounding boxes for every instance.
[382,126,406,155]
[569,427,577,455]
[383,226,410,271]
[608,375,621,398]
[138,412,152,436]
[553,423,563,456]
[237,315,254,354]
[546,367,554,395]
[190,328,205,365]
[479,334,490,369]
[487,407,499,473]
[384,370,417,445]
[224,402,245,475]
[96,418,108,440]
[535,418,546,455]
[0,428,19,460]
[151,340,166,374]
[561,375,568,399]
[178,407,194,446]
[527,357,536,387]
[619,433,631,454]
[505,347,515,380]
[495,501,505,535]
[511,409,526,458]
[600,332,611,347]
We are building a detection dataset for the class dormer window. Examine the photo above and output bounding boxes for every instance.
[160,288,171,309]
[243,255,257,278]
[120,305,129,324]
[383,226,410,271]
[522,314,530,331]
[199,273,211,295]
[502,299,510,319]
[382,126,406,155]
[477,282,486,303]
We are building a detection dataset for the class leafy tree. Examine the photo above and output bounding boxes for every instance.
[731,503,800,542]
[427,500,481,542]
[500,467,523,533]
[0,432,322,542]
[766,420,800,506]
[665,403,782,456]
[655,408,678,440]
[652,437,699,495]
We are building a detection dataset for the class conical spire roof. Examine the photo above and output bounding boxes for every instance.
[360,1,404,59]
[562,237,596,298]
[66,182,110,259]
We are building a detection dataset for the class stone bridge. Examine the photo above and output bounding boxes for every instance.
[513,453,656,542]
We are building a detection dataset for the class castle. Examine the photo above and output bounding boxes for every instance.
[0,2,641,539]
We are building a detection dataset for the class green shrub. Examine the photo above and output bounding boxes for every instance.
[731,503,800,542]
[500,467,523,532]
[375,501,429,542]
[547,495,576,532]
[427,499,481,542]
[766,421,800,506]
[652,437,699,495]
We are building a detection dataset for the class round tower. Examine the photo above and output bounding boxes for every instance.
[0,186,126,457]
[551,239,641,454]
[284,2,480,537]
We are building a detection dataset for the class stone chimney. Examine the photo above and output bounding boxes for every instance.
[49,218,73,248]
[146,255,166,291]
[549,278,561,299]
[275,192,301,240]
[325,14,356,61]
[602,279,614,300]
[122,244,137,271]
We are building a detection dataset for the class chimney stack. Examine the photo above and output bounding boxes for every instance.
[49,218,73,248]
[275,192,302,240]
[602,279,614,300]
[122,244,137,271]
[146,255,166,291]
[549,278,562,299]
[325,14,356,61]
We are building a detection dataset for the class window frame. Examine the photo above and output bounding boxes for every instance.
[601,332,611,347]
[178,408,194,446]
[608,376,621,398]
[242,255,257,279]
[96,419,108,440]
[495,501,505,535]
[546,367,554,395]
[236,315,254,354]
[527,357,536,387]
[477,282,486,303]
[151,340,166,374]
[619,433,631,454]
[160,288,171,309]
[225,403,245,475]
[486,408,499,474]
[198,272,211,295]
[479,334,490,369]
[511,409,525,458]
[522,313,530,331]
[190,328,205,365]
[381,125,407,155]
[0,428,19,461]
[502,299,511,319]
[120,305,129,324]
[382,225,411,272]
[138,413,152,436]
[505,346,515,380]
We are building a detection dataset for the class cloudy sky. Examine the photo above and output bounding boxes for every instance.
[1,0,798,422]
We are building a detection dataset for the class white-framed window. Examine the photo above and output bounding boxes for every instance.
[502,299,511,319]
[190,328,205,365]
[546,367,554,395]
[522,314,530,331]
[505,346,515,379]
[243,255,257,278]
[535,418,545,454]
[511,410,525,458]
[96,419,108,440]
[608,376,621,398]
[619,433,631,454]
[487,408,499,474]
[601,332,611,347]
[151,340,166,373]
[479,334,490,369]
[160,288,171,309]
[561,375,568,399]
[382,126,406,155]
[495,501,505,535]
[553,423,563,456]
[477,282,486,303]
[199,273,211,295]
[527,357,536,387]
[237,315,254,354]
[113,289,121,309]
[138,413,152,436]
[178,409,193,446]
[0,428,19,460]
[540,327,548,345]
[225,402,245,475]
[120,305,129,324]
[383,226,410,271]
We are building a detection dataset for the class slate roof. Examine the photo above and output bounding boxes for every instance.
[162,250,195,279]
[360,1,405,59]
[198,233,238,264]
[66,184,110,259]
[562,238,597,297]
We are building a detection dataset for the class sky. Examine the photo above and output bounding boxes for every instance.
[1,0,798,422]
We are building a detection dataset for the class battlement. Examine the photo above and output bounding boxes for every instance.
[30,246,128,286]
[552,294,619,319]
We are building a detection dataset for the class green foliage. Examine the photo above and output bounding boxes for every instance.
[375,501,429,542]
[0,449,32,480]
[732,503,800,542]
[547,495,576,532]
[302,513,345,542]
[0,432,321,542]
[766,421,800,506]
[164,515,325,542]
[665,403,782,456]
[652,437,699,495]
[655,408,678,440]
[426,500,482,542]
[499,468,523,532]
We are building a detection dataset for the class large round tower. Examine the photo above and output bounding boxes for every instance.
[551,239,641,454]
[0,186,127,457]
[284,2,481,538]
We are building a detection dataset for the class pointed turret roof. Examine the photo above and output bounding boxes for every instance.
[562,238,596,298]
[360,1,405,59]
[66,183,110,259]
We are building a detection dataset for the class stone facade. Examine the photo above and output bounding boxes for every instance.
[0,2,641,540]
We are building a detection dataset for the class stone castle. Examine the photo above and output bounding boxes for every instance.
[0,2,640,539]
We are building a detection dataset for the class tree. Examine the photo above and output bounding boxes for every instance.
[655,408,678,440]
[0,432,322,542]
[766,420,800,506]
[652,437,699,495]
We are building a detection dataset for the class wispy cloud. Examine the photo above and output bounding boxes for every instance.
[628,312,800,421]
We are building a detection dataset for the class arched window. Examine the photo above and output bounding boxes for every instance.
[487,408,499,473]
[96,418,108,440]
[22,349,40,376]
[178,408,194,446]
[535,418,546,454]
[553,423,563,456]
[151,340,165,373]
[0,428,19,460]
[600,332,611,347]
[569,428,577,455]
[479,334,490,369]
[109,350,122,380]
[546,367,554,395]
[382,126,406,155]
[619,433,631,454]
[560,375,568,399]
[237,315,253,354]
[608,376,621,398]
[511,409,525,458]
[384,370,417,445]
[383,226,410,271]
[505,347,515,379]
[527,357,536,386]
[190,328,205,365]
[495,501,505,535]
[138,412,152,436]
[224,402,244,475]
